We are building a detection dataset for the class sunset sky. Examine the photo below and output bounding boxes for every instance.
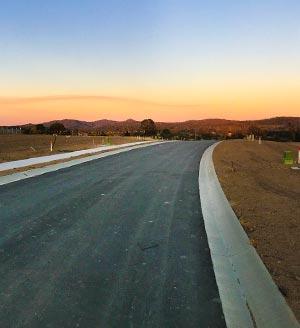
[1,0,300,125]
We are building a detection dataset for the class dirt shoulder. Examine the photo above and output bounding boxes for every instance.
[0,148,113,177]
[0,135,144,163]
[213,139,300,320]
[0,141,155,177]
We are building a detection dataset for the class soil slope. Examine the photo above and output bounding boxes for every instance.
[214,139,300,320]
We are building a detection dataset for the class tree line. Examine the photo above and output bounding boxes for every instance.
[18,119,300,141]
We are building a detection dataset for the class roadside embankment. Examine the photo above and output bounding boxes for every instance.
[0,135,146,162]
[0,140,156,177]
[213,139,300,320]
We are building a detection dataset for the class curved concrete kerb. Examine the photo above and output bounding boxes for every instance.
[0,141,155,172]
[199,142,299,328]
[0,141,166,186]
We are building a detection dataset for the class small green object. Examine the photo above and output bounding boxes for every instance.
[106,137,111,145]
[283,151,293,165]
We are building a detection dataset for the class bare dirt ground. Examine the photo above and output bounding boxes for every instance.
[213,139,300,319]
[0,135,141,163]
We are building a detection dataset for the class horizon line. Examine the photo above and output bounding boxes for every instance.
[2,115,299,127]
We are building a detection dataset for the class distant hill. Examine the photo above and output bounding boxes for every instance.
[39,116,300,134]
[43,118,140,132]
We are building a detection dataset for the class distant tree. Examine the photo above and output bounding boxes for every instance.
[35,124,46,134]
[22,127,32,134]
[123,130,131,136]
[160,128,172,139]
[248,125,262,136]
[201,132,213,140]
[140,119,156,136]
[231,131,245,139]
[177,130,191,140]
[265,130,294,142]
[95,129,107,136]
[49,122,66,134]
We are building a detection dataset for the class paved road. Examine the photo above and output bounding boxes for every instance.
[0,141,226,328]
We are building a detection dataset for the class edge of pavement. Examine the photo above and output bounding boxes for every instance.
[0,141,166,186]
[0,140,155,172]
[199,141,299,328]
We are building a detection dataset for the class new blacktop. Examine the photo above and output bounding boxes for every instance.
[0,141,298,328]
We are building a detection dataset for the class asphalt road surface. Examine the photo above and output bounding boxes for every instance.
[0,141,226,328]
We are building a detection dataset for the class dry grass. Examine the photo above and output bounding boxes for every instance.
[214,140,300,319]
[0,135,143,163]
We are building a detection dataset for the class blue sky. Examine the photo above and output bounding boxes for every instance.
[0,0,299,123]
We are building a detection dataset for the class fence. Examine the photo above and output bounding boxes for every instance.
[0,127,22,134]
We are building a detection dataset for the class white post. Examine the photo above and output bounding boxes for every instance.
[50,141,53,152]
[259,137,262,144]
[298,147,300,164]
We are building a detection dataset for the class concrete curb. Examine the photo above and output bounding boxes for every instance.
[0,141,154,172]
[199,142,299,328]
[0,141,165,186]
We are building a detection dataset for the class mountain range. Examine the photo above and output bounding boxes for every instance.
[39,116,300,134]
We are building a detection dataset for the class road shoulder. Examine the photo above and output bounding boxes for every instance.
[0,141,164,186]
[213,139,300,320]
[199,142,299,327]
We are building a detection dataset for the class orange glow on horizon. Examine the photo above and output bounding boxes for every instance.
[1,83,300,125]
